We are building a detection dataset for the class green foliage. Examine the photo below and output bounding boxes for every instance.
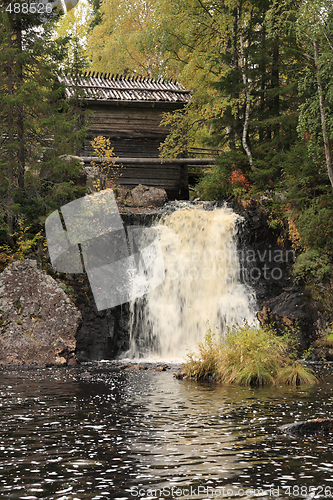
[53,0,91,65]
[302,344,315,360]
[276,362,318,385]
[280,143,329,209]
[183,324,317,386]
[0,218,43,272]
[296,201,333,256]
[183,329,222,381]
[159,106,192,159]
[87,0,166,78]
[0,8,88,245]
[219,325,289,386]
[196,166,232,201]
[88,0,102,30]
[293,249,331,284]
[59,283,74,298]
[196,151,249,201]
[56,0,333,300]
[307,324,333,359]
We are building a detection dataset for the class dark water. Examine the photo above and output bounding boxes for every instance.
[1,363,333,500]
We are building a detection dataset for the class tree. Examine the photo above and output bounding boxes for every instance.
[87,0,165,77]
[295,0,333,191]
[0,5,87,247]
[157,0,303,194]
[53,0,91,66]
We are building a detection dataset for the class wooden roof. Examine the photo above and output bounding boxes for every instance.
[59,72,191,104]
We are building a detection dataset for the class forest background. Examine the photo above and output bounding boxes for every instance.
[1,0,333,318]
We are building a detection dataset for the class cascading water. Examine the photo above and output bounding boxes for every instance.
[127,204,257,361]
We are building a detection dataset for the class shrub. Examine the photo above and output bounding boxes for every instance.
[90,136,122,190]
[182,324,317,386]
[196,164,232,200]
[293,249,331,284]
[196,150,249,201]
[296,201,333,257]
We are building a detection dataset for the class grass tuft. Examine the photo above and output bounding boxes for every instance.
[182,324,317,386]
[276,362,318,385]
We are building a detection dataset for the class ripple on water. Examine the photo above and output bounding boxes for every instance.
[0,364,333,499]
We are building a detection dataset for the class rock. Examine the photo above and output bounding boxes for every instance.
[309,336,333,361]
[82,164,104,192]
[228,202,295,309]
[119,364,130,370]
[311,347,333,361]
[257,286,319,352]
[55,356,67,366]
[279,418,333,437]
[114,186,134,207]
[74,284,129,361]
[174,367,187,379]
[130,184,167,207]
[0,259,81,366]
[152,365,168,371]
[119,364,148,371]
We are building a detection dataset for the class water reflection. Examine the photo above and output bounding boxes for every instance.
[0,364,332,499]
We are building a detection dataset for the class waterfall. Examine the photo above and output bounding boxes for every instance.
[127,205,257,361]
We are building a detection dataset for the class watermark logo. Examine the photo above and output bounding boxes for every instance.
[3,0,79,21]
[45,189,165,311]
[129,485,280,498]
[163,245,295,283]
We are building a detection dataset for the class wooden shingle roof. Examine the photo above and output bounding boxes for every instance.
[59,72,191,104]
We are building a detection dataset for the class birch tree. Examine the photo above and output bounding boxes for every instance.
[294,0,333,191]
[87,0,165,78]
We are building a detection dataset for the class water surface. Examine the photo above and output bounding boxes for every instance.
[1,363,333,499]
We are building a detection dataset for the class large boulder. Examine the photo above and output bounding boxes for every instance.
[257,286,319,352]
[0,259,81,366]
[130,184,167,207]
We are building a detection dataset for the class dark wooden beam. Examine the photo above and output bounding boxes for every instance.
[80,157,215,166]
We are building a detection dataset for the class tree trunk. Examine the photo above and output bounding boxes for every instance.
[16,19,25,190]
[7,25,15,247]
[239,30,254,169]
[313,39,333,191]
[271,41,280,139]
[259,25,266,143]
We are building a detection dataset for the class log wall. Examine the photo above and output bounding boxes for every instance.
[82,102,188,199]
[84,103,172,158]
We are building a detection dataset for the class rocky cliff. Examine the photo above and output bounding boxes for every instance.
[0,259,81,366]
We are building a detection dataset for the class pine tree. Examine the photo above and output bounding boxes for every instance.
[0,5,87,247]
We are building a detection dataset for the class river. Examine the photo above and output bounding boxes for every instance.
[1,362,333,500]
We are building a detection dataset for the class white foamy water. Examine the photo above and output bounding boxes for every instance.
[128,205,257,361]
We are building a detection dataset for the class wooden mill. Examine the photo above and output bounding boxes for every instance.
[60,71,193,199]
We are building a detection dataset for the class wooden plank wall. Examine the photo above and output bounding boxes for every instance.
[83,102,188,199]
[84,104,170,157]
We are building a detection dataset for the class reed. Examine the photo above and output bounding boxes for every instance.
[183,324,317,386]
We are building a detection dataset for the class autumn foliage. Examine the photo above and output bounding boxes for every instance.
[90,136,123,190]
[228,169,250,190]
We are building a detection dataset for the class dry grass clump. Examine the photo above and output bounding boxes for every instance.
[182,325,317,386]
